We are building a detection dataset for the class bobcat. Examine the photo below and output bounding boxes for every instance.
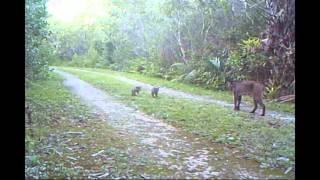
[151,87,160,97]
[227,80,266,116]
[131,86,141,96]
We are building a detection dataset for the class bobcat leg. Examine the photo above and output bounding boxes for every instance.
[233,93,239,110]
[237,96,242,110]
[132,90,137,96]
[257,99,265,116]
[250,99,257,113]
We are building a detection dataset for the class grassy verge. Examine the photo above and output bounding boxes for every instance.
[58,66,294,113]
[25,73,169,179]
[58,67,295,173]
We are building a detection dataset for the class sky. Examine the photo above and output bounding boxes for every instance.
[47,0,112,25]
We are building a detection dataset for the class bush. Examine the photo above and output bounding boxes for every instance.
[67,46,103,68]
[226,37,268,82]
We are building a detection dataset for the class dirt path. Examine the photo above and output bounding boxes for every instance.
[70,68,295,123]
[54,69,290,179]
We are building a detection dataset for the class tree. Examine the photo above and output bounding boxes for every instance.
[25,0,50,80]
[262,0,295,95]
[244,0,295,96]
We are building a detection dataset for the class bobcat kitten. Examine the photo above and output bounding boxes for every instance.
[151,87,160,97]
[131,86,141,96]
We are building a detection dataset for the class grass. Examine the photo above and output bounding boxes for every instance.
[57,66,295,113]
[58,67,295,174]
[25,72,173,179]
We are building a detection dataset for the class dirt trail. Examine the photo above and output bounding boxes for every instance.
[71,69,295,123]
[55,69,290,179]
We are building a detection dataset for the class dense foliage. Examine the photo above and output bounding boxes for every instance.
[25,0,53,82]
[28,0,294,98]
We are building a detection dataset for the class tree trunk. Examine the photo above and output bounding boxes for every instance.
[175,10,187,64]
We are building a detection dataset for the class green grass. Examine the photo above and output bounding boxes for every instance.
[25,72,172,179]
[58,67,295,173]
[57,66,295,113]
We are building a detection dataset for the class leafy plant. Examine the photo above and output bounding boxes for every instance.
[25,0,50,81]
[226,37,268,83]
[265,79,281,99]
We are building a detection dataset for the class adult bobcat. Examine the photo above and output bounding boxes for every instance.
[227,80,266,116]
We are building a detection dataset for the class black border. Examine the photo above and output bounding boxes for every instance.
[2,0,25,179]
[295,0,314,179]
[0,0,305,179]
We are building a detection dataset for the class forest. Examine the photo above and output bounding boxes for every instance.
[26,0,295,179]
[26,0,294,100]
